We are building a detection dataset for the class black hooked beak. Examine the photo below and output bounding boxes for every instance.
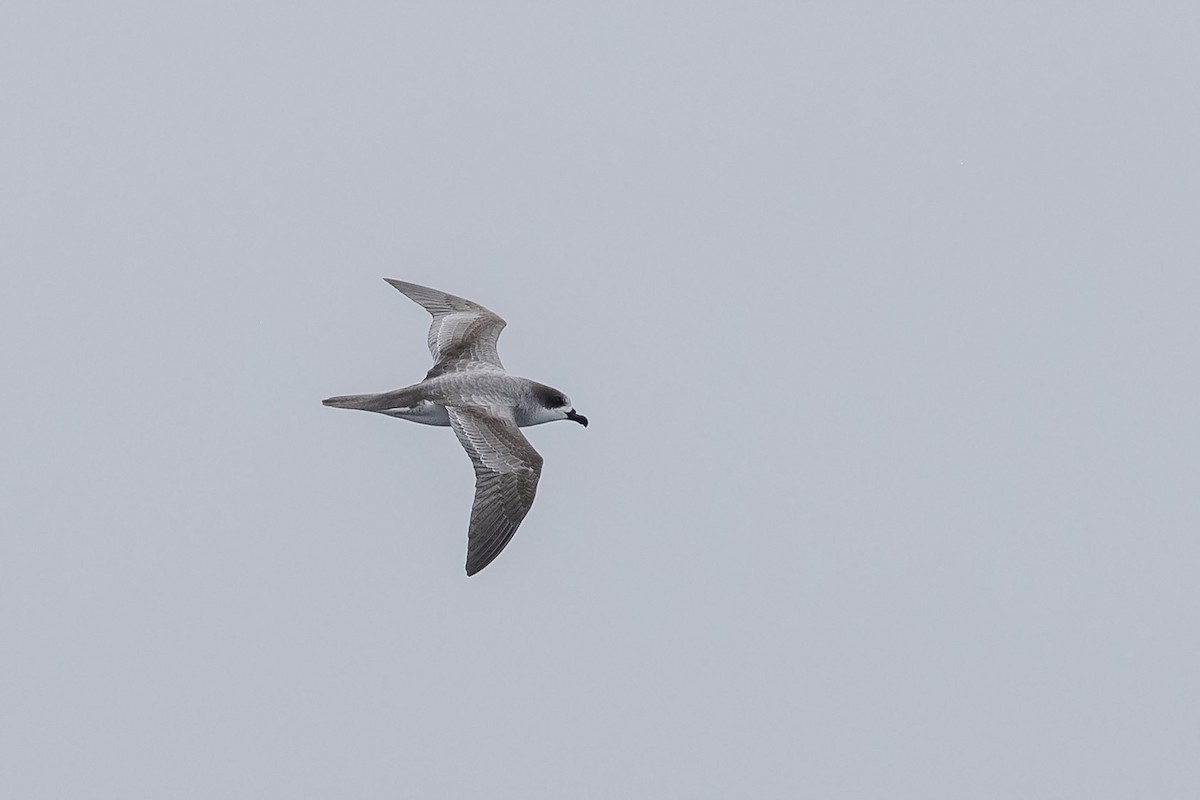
[566,409,588,427]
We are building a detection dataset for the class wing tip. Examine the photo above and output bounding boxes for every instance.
[465,554,494,576]
[465,547,505,577]
[382,279,501,321]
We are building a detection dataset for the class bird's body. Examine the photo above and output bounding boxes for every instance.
[328,372,570,427]
[323,279,587,575]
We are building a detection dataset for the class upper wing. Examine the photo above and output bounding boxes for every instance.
[446,406,544,576]
[384,279,507,376]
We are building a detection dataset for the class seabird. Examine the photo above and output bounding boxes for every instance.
[323,279,587,575]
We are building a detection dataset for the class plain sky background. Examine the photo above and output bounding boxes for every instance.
[2,3,1198,798]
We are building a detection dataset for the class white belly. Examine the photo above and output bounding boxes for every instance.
[380,400,452,426]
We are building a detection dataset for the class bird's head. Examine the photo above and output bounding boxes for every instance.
[530,384,588,427]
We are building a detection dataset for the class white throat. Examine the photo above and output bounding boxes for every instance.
[514,404,565,427]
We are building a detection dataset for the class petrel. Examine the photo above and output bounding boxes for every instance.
[323,279,587,575]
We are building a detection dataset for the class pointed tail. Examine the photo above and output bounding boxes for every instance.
[322,386,426,412]
[322,393,382,410]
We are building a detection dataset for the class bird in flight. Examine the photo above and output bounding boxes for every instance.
[323,279,588,575]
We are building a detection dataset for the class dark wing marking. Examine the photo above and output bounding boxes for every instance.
[446,406,544,575]
[384,279,507,376]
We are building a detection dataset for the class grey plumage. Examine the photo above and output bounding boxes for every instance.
[383,278,508,378]
[323,279,587,576]
[447,407,543,575]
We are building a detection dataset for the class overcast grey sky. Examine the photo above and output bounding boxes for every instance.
[2,3,1198,798]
